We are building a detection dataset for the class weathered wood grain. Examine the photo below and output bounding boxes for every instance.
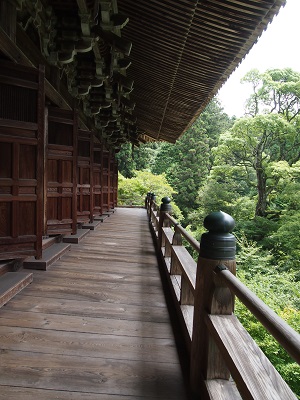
[0,386,165,400]
[0,310,174,339]
[0,350,186,399]
[0,208,188,399]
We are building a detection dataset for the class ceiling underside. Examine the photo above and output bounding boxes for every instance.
[118,0,285,142]
[11,0,285,145]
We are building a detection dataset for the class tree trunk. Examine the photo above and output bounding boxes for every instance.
[255,157,267,217]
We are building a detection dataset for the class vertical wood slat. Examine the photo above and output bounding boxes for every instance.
[43,107,49,237]
[77,129,93,224]
[113,158,118,207]
[72,112,78,233]
[0,61,45,260]
[92,140,102,218]
[102,147,110,212]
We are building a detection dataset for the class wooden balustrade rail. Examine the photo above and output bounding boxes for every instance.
[216,267,300,364]
[145,194,300,400]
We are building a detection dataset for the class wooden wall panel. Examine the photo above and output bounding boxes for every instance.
[102,148,110,212]
[77,129,93,224]
[92,141,102,218]
[46,107,77,235]
[0,60,44,260]
[109,155,114,210]
[113,159,118,208]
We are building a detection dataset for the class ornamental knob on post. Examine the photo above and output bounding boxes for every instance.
[150,192,156,203]
[200,210,236,260]
[145,191,151,210]
[158,197,172,247]
[160,196,172,213]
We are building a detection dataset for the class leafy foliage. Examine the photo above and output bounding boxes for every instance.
[118,170,183,221]
[152,99,234,220]
[116,142,159,178]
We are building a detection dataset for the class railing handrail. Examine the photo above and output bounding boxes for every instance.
[216,266,300,363]
[164,212,201,252]
[164,202,300,363]
[145,194,298,399]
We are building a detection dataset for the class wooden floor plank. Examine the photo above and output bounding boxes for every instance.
[0,325,180,363]
[0,310,174,338]
[4,294,171,323]
[0,208,188,399]
[0,350,186,398]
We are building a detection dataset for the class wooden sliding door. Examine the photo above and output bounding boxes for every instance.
[46,107,77,235]
[77,129,93,223]
[0,61,44,259]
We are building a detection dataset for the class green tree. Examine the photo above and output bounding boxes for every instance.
[116,142,160,178]
[215,114,296,216]
[152,99,233,221]
[243,68,300,121]
[118,170,183,221]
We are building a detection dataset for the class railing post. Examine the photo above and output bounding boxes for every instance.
[145,192,151,211]
[158,197,172,248]
[190,211,236,398]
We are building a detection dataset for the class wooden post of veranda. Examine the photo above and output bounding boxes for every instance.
[190,211,236,398]
[145,192,151,212]
[158,197,172,248]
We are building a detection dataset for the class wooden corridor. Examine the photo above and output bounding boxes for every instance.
[0,208,188,400]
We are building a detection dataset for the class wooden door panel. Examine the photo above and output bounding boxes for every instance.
[46,108,77,235]
[77,129,93,223]
[0,142,12,177]
[19,144,36,179]
[113,160,118,207]
[102,149,109,212]
[109,156,114,209]
[92,141,102,217]
[0,61,44,260]
[0,202,11,237]
[18,202,36,235]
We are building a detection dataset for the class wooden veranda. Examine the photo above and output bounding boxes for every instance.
[0,208,188,400]
[1,1,298,399]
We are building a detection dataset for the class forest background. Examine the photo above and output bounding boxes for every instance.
[117,68,300,397]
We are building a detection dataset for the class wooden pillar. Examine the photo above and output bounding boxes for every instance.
[190,211,236,398]
[113,158,118,207]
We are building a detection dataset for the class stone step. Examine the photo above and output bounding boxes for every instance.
[0,272,33,308]
[93,214,109,222]
[42,236,60,250]
[63,229,90,244]
[81,220,102,230]
[0,259,23,276]
[23,243,71,271]
[103,209,115,217]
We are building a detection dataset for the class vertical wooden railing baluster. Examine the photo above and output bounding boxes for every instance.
[190,211,236,398]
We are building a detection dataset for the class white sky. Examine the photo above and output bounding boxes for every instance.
[217,0,300,117]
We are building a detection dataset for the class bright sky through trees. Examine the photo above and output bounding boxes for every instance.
[218,0,300,117]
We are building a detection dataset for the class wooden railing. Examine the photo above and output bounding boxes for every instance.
[145,193,300,400]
